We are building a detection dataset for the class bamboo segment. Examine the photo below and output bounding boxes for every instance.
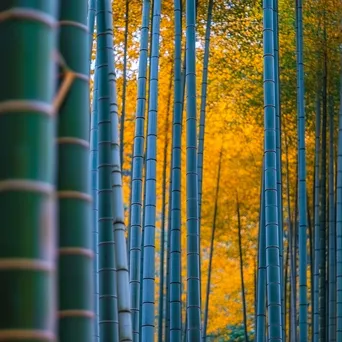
[336,55,342,341]
[107,21,133,341]
[262,0,282,339]
[97,0,119,340]
[169,0,183,340]
[129,1,151,340]
[57,1,93,341]
[90,56,99,342]
[141,0,162,339]
[185,0,202,339]
[0,2,58,341]
[295,0,308,339]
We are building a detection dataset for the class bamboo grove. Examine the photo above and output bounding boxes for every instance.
[0,0,341,341]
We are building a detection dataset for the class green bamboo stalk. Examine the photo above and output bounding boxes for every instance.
[141,0,162,338]
[185,0,202,339]
[57,1,93,340]
[90,56,99,342]
[88,0,96,62]
[202,150,222,341]
[262,0,282,339]
[256,165,266,342]
[328,96,336,341]
[313,90,321,342]
[107,23,133,342]
[236,196,249,342]
[158,69,172,342]
[283,128,293,341]
[169,0,183,339]
[120,0,130,170]
[273,2,284,338]
[319,42,328,342]
[0,2,58,341]
[295,0,308,338]
[97,0,119,340]
[336,52,342,341]
[197,0,214,239]
[129,1,151,340]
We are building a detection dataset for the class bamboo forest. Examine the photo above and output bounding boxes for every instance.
[1,0,342,341]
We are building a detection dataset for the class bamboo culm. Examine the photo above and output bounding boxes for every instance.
[141,0,162,339]
[128,1,151,340]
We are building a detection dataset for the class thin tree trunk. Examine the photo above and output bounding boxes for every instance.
[328,95,336,341]
[169,0,183,339]
[202,150,223,341]
[335,51,342,341]
[158,69,173,342]
[128,0,151,340]
[141,0,162,338]
[88,0,96,62]
[90,54,99,342]
[284,128,293,341]
[295,0,308,338]
[108,29,133,342]
[262,0,283,337]
[236,196,249,342]
[319,38,328,342]
[255,163,266,342]
[313,89,322,342]
[120,0,130,170]
[185,0,202,339]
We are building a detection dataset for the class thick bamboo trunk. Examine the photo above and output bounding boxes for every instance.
[0,3,58,340]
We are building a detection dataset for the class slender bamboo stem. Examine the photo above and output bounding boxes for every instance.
[128,1,151,340]
[202,150,222,341]
[262,0,282,338]
[236,195,249,342]
[185,0,202,339]
[97,1,119,339]
[141,0,162,338]
[328,96,336,341]
[120,0,130,170]
[158,69,173,342]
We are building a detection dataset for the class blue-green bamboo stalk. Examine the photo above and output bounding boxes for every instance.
[141,0,162,339]
[328,96,336,342]
[202,150,222,342]
[120,0,130,170]
[262,0,282,339]
[295,0,308,338]
[313,92,321,342]
[186,0,201,341]
[0,3,58,341]
[88,0,96,61]
[57,1,93,340]
[197,0,213,239]
[273,2,284,339]
[169,0,183,340]
[336,53,342,340]
[185,0,202,340]
[107,22,133,342]
[97,0,119,340]
[90,56,99,342]
[256,167,266,342]
[319,47,328,342]
[129,0,151,340]
[158,69,172,342]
